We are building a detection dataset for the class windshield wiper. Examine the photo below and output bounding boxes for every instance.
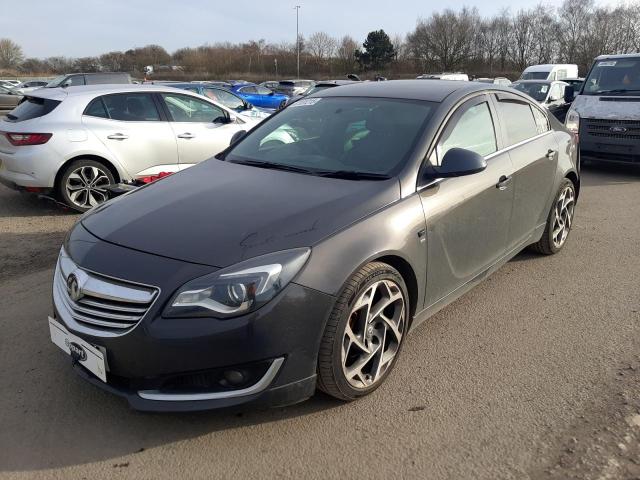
[314,170,392,180]
[229,159,316,174]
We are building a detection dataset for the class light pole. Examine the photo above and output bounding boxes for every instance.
[294,5,300,78]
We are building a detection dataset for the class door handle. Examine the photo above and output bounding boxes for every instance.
[496,175,512,190]
[177,133,195,139]
[546,149,556,159]
[107,133,128,140]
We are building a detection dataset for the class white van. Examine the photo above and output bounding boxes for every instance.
[519,64,578,81]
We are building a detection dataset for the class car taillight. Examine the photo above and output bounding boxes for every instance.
[4,133,52,146]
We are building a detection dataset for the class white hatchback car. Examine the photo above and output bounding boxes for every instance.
[0,85,258,211]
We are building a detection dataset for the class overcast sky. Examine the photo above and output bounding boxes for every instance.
[1,0,613,58]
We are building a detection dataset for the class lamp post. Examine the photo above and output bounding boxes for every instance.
[294,5,300,78]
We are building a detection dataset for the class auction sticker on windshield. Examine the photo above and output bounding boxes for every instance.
[49,317,107,382]
[291,98,322,107]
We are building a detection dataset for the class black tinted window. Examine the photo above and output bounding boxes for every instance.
[6,97,61,122]
[497,100,539,145]
[84,98,109,118]
[102,93,160,121]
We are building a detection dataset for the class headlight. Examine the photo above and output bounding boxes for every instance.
[565,109,580,134]
[163,248,310,319]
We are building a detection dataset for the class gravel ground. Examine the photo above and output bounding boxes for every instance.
[0,163,639,479]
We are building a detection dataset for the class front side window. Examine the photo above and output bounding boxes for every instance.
[548,83,563,101]
[436,102,497,162]
[204,88,244,110]
[161,93,226,123]
[102,93,161,121]
[226,97,434,175]
[496,100,539,146]
[239,86,257,94]
[63,75,86,87]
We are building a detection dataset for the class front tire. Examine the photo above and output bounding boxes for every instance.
[317,262,409,401]
[530,179,576,255]
[57,159,115,212]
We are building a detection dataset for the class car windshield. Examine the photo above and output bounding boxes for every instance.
[225,97,434,176]
[520,71,549,80]
[45,75,66,88]
[583,58,640,95]
[511,82,549,102]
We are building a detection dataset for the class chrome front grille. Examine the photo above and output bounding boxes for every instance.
[53,249,159,335]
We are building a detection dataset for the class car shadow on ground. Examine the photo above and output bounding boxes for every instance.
[0,188,76,218]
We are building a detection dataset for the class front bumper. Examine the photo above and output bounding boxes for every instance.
[52,225,336,411]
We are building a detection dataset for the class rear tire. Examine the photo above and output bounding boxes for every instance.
[317,262,409,401]
[530,178,576,255]
[57,159,115,213]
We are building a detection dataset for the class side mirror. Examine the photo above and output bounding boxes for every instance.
[229,130,247,146]
[563,85,575,103]
[433,148,487,178]
[245,102,253,110]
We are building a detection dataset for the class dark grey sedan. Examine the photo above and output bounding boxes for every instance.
[48,80,579,411]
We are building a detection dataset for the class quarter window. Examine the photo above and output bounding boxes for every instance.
[437,102,497,162]
[84,98,109,118]
[531,107,550,135]
[161,93,227,123]
[496,100,540,146]
[101,93,161,121]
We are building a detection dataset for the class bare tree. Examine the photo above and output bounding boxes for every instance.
[336,35,358,72]
[0,38,24,69]
[509,9,536,71]
[307,32,337,65]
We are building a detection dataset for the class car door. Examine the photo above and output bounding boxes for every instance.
[237,85,261,107]
[82,92,180,178]
[492,93,558,250]
[418,94,515,307]
[159,92,243,169]
[255,86,279,109]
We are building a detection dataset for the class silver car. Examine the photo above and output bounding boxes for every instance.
[0,85,258,211]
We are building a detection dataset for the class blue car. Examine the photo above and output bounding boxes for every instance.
[230,83,288,110]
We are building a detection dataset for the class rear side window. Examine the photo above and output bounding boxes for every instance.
[101,93,161,121]
[496,100,540,146]
[6,97,61,122]
[84,98,109,118]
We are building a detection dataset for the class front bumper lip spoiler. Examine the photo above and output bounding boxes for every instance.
[137,357,285,402]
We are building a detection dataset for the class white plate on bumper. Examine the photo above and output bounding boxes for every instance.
[49,317,107,382]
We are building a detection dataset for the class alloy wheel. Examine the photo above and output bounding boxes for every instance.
[552,185,575,248]
[65,166,111,209]
[342,279,406,389]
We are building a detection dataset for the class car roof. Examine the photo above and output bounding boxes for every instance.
[21,84,206,100]
[314,79,502,103]
[595,53,640,60]
[315,80,358,86]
